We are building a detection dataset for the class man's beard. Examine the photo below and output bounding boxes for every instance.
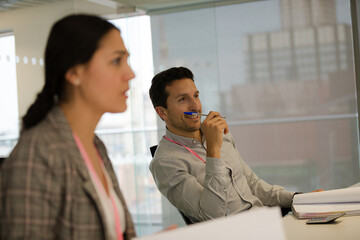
[169,117,200,133]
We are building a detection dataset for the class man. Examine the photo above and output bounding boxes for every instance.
[149,66,295,223]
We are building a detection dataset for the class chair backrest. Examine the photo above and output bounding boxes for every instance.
[0,157,6,168]
[148,145,194,225]
[178,210,194,225]
[150,145,158,158]
[148,146,290,222]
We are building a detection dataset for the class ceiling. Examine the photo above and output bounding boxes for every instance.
[0,0,64,12]
[0,0,255,14]
[116,0,242,13]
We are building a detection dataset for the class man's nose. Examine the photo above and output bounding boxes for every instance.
[189,98,200,110]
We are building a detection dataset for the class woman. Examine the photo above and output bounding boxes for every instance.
[0,14,136,239]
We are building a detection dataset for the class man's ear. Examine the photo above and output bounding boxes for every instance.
[65,65,83,86]
[155,106,168,121]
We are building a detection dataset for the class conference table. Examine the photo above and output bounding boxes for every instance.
[283,213,360,240]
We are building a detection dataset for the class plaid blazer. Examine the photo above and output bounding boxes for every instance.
[0,106,136,240]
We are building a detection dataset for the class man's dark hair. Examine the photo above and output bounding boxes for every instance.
[149,67,194,109]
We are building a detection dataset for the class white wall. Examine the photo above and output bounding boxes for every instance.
[0,1,76,117]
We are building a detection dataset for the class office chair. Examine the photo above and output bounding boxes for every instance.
[281,207,292,217]
[148,145,290,221]
[149,145,194,225]
[150,145,158,158]
[0,157,6,168]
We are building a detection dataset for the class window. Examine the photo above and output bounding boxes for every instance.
[0,32,18,157]
[95,16,161,236]
[149,0,359,229]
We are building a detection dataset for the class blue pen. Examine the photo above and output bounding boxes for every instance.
[184,112,226,118]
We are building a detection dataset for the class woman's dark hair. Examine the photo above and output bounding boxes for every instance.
[149,67,194,109]
[22,14,118,129]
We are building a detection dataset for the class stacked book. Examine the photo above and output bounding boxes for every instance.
[292,186,360,219]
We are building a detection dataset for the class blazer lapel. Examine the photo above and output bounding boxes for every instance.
[72,151,112,240]
[47,106,110,239]
[95,137,136,239]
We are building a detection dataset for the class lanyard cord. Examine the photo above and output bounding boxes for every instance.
[73,133,124,240]
[163,135,206,164]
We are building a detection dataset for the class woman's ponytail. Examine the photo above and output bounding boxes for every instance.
[22,86,55,129]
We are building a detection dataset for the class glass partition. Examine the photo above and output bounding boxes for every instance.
[149,0,359,229]
[96,16,163,236]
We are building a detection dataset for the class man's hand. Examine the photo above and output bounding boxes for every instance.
[201,111,229,158]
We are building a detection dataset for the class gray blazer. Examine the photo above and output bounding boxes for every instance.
[0,106,136,240]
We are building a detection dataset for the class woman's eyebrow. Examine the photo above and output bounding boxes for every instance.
[112,50,130,57]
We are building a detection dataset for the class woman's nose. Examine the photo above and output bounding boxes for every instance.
[129,68,135,81]
[126,65,135,82]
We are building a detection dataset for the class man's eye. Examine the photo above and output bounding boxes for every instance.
[179,98,185,102]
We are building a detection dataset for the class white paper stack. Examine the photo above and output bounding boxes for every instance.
[292,186,360,218]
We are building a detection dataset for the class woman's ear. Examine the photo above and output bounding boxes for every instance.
[155,106,168,121]
[65,65,82,86]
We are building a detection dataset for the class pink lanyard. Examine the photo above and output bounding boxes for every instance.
[73,133,124,240]
[163,135,206,164]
